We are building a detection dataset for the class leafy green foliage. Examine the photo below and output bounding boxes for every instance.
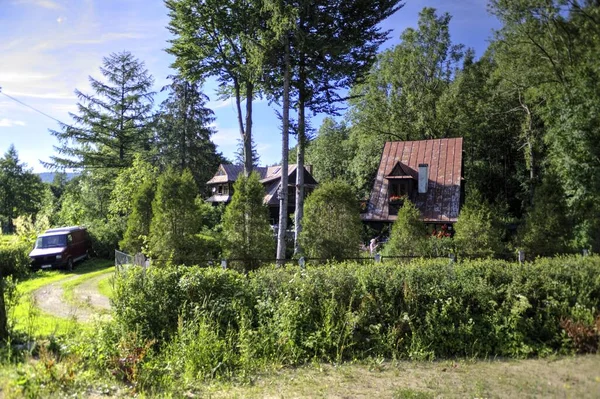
[300,180,361,261]
[120,180,155,254]
[517,174,572,257]
[0,145,45,233]
[454,193,503,258]
[222,172,274,271]
[149,168,207,265]
[110,255,600,384]
[304,118,354,183]
[384,201,428,256]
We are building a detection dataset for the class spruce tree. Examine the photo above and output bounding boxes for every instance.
[222,172,274,271]
[154,76,223,193]
[299,180,362,261]
[149,168,202,265]
[48,51,155,169]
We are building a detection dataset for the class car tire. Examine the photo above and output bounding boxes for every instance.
[67,258,73,272]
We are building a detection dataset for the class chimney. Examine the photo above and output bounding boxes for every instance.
[418,164,428,194]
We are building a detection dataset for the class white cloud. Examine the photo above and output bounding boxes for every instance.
[14,0,62,9]
[56,16,66,24]
[207,98,234,110]
[0,119,26,127]
[212,125,240,147]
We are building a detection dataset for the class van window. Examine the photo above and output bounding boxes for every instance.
[35,235,67,249]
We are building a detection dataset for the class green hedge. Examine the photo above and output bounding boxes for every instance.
[0,239,31,278]
[109,256,600,381]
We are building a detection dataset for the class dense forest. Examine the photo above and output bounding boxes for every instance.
[1,0,600,261]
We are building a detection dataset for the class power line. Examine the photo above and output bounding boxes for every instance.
[0,88,67,126]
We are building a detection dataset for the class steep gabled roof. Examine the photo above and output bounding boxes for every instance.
[363,138,463,223]
[207,164,318,205]
[206,164,268,184]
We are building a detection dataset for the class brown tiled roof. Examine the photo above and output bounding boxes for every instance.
[206,164,268,184]
[206,164,318,206]
[362,138,463,223]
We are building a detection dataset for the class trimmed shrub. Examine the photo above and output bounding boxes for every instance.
[454,193,503,258]
[383,200,428,256]
[222,172,274,271]
[0,240,31,277]
[300,180,362,261]
[110,255,600,381]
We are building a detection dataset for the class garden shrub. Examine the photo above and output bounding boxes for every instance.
[109,255,600,382]
[300,180,362,261]
[0,239,31,277]
[453,192,503,258]
[221,172,274,271]
[383,200,428,256]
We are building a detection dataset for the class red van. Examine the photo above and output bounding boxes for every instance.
[29,226,92,271]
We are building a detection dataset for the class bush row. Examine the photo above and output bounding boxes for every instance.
[103,256,600,384]
[0,239,31,278]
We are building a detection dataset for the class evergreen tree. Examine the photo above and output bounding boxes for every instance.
[234,137,260,168]
[154,76,224,192]
[383,200,428,256]
[149,168,203,264]
[222,172,274,271]
[454,192,503,259]
[0,145,45,233]
[120,180,155,254]
[517,174,572,257]
[299,180,362,261]
[48,51,155,169]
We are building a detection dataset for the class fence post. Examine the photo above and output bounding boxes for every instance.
[449,253,456,264]
[298,257,306,270]
[582,249,589,257]
[374,254,381,263]
[221,259,228,269]
[518,250,525,265]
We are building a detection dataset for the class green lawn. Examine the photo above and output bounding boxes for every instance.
[8,258,113,337]
[204,356,600,398]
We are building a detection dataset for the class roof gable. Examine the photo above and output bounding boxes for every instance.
[363,138,463,223]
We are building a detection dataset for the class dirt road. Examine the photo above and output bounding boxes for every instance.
[33,273,112,322]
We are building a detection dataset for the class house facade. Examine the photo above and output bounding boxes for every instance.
[361,138,464,231]
[206,164,318,224]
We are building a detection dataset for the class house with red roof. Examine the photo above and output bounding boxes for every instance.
[206,164,318,224]
[361,138,464,231]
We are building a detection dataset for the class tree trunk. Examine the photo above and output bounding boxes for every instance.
[277,35,291,265]
[294,93,306,256]
[0,277,7,342]
[181,83,188,170]
[244,83,254,176]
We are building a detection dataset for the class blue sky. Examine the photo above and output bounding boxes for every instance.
[0,0,500,172]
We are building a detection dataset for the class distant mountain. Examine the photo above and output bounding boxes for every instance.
[38,172,80,183]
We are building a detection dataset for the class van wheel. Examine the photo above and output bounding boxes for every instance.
[67,258,73,271]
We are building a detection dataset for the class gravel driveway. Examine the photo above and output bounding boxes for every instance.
[33,273,112,322]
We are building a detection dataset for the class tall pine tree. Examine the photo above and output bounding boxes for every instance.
[154,76,223,193]
[48,51,155,169]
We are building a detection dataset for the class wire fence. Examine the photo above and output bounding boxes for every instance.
[115,250,149,273]
[115,249,594,272]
